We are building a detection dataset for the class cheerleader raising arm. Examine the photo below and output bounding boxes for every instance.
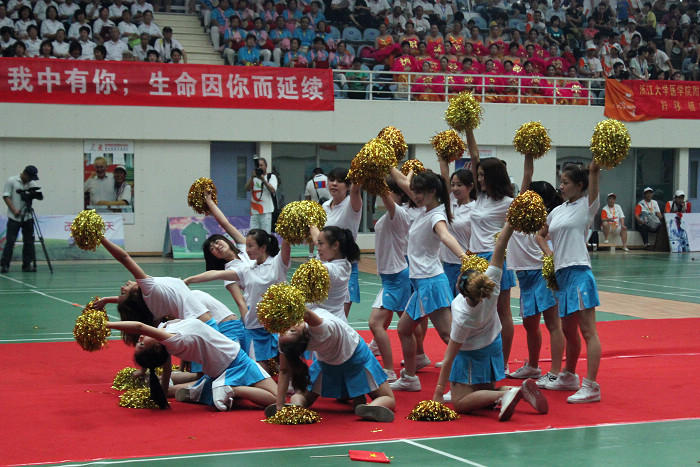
[204,191,246,245]
[91,237,149,309]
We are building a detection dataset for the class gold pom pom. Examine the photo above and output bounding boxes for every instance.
[506,190,548,234]
[118,388,165,409]
[542,254,558,291]
[590,119,631,169]
[187,178,218,215]
[460,254,489,274]
[257,283,306,333]
[274,200,327,245]
[513,121,552,159]
[70,210,105,251]
[348,138,397,196]
[377,126,408,164]
[445,91,483,133]
[407,400,460,421]
[431,130,467,163]
[154,364,180,376]
[291,259,330,303]
[112,367,146,391]
[73,300,111,351]
[400,159,426,176]
[264,405,321,424]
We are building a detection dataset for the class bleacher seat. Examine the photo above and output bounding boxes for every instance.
[261,60,276,66]
[334,82,346,98]
[363,27,380,42]
[508,18,525,32]
[342,26,363,43]
[330,25,341,41]
[472,15,487,31]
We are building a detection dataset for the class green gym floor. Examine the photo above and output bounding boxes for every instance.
[1,250,699,466]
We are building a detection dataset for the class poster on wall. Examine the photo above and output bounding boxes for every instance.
[83,140,135,224]
[665,213,700,252]
[164,216,250,258]
[455,146,495,171]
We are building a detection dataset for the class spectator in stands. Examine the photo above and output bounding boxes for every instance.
[10,40,27,57]
[68,40,82,59]
[237,33,261,65]
[282,0,304,32]
[432,0,454,31]
[648,39,673,79]
[39,6,63,40]
[93,7,116,43]
[0,26,17,54]
[119,10,140,45]
[84,0,100,21]
[235,0,256,29]
[662,16,683,60]
[223,16,247,64]
[579,43,603,78]
[139,10,162,41]
[77,25,96,59]
[133,32,153,61]
[546,0,565,24]
[209,0,231,51]
[131,0,155,24]
[327,0,351,26]
[146,48,160,61]
[52,28,69,57]
[37,39,53,58]
[400,20,420,53]
[636,2,657,40]
[14,6,36,40]
[367,0,391,25]
[67,10,90,40]
[602,42,625,75]
[307,1,325,26]
[387,5,407,35]
[601,193,629,250]
[680,4,697,31]
[545,15,566,49]
[665,190,691,213]
[105,26,128,59]
[155,26,187,63]
[93,44,107,59]
[410,5,430,37]
[33,0,56,23]
[591,1,615,36]
[635,187,663,248]
[527,10,547,34]
[660,2,680,25]
[270,15,292,65]
[109,0,128,22]
[620,18,642,49]
[294,16,315,52]
[332,40,354,68]
[393,0,413,18]
[24,24,40,56]
[283,36,308,66]
[346,57,368,98]
[622,31,642,60]
[0,5,15,32]
[308,36,330,67]
[564,0,584,45]
[261,0,279,27]
[628,45,650,80]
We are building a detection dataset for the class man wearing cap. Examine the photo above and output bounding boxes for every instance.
[634,187,663,248]
[601,193,629,250]
[2,165,42,273]
[665,190,691,213]
[84,156,115,212]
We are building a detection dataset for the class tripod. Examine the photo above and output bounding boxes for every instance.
[20,204,53,274]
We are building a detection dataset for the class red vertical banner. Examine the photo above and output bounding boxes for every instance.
[0,58,334,110]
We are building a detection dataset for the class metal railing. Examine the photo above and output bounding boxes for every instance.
[333,69,605,106]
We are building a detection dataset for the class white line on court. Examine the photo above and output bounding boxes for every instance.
[401,439,486,466]
[0,274,38,288]
[597,278,700,292]
[596,284,699,300]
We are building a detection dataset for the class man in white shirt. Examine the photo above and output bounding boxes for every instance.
[648,39,673,79]
[33,0,58,22]
[58,0,80,22]
[600,193,628,250]
[634,186,663,248]
[154,26,187,62]
[138,10,162,40]
[0,4,17,31]
[244,158,278,233]
[105,26,129,60]
[304,167,330,257]
[546,0,565,24]
[411,5,431,36]
[109,0,129,22]
[84,157,115,212]
[2,165,42,273]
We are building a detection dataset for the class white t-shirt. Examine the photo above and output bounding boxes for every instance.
[52,39,69,57]
[223,249,251,287]
[374,203,410,274]
[83,173,115,210]
[304,174,330,202]
[469,194,513,253]
[154,37,184,61]
[118,21,139,42]
[306,309,360,365]
[601,203,624,224]
[440,194,474,264]
[162,319,240,378]
[138,21,161,38]
[548,195,600,271]
[92,18,115,39]
[136,276,209,322]
[233,253,290,329]
[78,39,96,59]
[309,258,351,321]
[250,173,278,215]
[105,39,128,60]
[3,174,40,221]
[450,265,502,351]
[507,231,543,271]
[189,289,235,322]
[40,19,64,38]
[323,194,362,240]
[408,204,447,279]
[68,22,91,39]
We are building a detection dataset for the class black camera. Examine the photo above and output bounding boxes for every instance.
[255,167,264,177]
[17,187,43,203]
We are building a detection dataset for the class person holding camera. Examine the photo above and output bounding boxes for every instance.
[2,165,42,273]
[244,157,278,233]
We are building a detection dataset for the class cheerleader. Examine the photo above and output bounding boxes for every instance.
[506,155,565,387]
[323,167,362,317]
[537,161,602,403]
[465,129,516,372]
[307,225,361,322]
[107,319,277,411]
[184,229,292,375]
[367,177,413,382]
[433,223,548,421]
[269,308,396,422]
[388,168,467,392]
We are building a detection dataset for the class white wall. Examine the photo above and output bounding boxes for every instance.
[1,100,694,252]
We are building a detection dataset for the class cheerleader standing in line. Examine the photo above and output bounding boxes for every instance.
[367,177,414,382]
[433,223,549,421]
[465,129,516,372]
[388,168,467,392]
[322,167,362,318]
[505,154,565,386]
[537,161,602,403]
[107,319,277,411]
[271,307,396,422]
[184,229,291,375]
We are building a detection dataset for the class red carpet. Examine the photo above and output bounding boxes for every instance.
[2,318,699,466]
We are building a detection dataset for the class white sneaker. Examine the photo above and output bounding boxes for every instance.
[368,339,380,356]
[498,387,522,421]
[212,385,235,411]
[400,354,431,371]
[383,368,397,383]
[435,361,443,368]
[567,378,601,403]
[443,390,452,403]
[508,362,542,379]
[175,377,207,403]
[389,369,421,391]
[623,247,630,252]
[603,239,609,244]
[521,379,548,414]
[544,371,580,391]
[536,372,558,388]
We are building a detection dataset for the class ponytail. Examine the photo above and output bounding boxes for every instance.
[279,332,311,392]
[248,228,280,256]
[457,269,496,302]
[134,344,170,410]
[321,226,361,262]
[410,170,453,223]
[117,289,154,346]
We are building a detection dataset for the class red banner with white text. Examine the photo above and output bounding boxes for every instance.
[605,79,700,121]
[0,58,334,110]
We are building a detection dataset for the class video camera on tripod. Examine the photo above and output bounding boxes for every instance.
[16,187,43,204]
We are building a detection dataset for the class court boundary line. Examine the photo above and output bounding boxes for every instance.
[42,418,700,467]
[400,439,485,466]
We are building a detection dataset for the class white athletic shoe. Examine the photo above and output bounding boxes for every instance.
[175,378,207,403]
[389,369,421,391]
[544,371,580,391]
[400,354,431,370]
[536,372,558,388]
[508,362,542,379]
[498,387,522,421]
[212,385,235,411]
[435,361,443,368]
[368,339,380,356]
[521,378,548,414]
[567,378,601,403]
[442,390,452,403]
[383,368,397,383]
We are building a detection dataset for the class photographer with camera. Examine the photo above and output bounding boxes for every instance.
[244,157,278,233]
[2,165,42,273]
